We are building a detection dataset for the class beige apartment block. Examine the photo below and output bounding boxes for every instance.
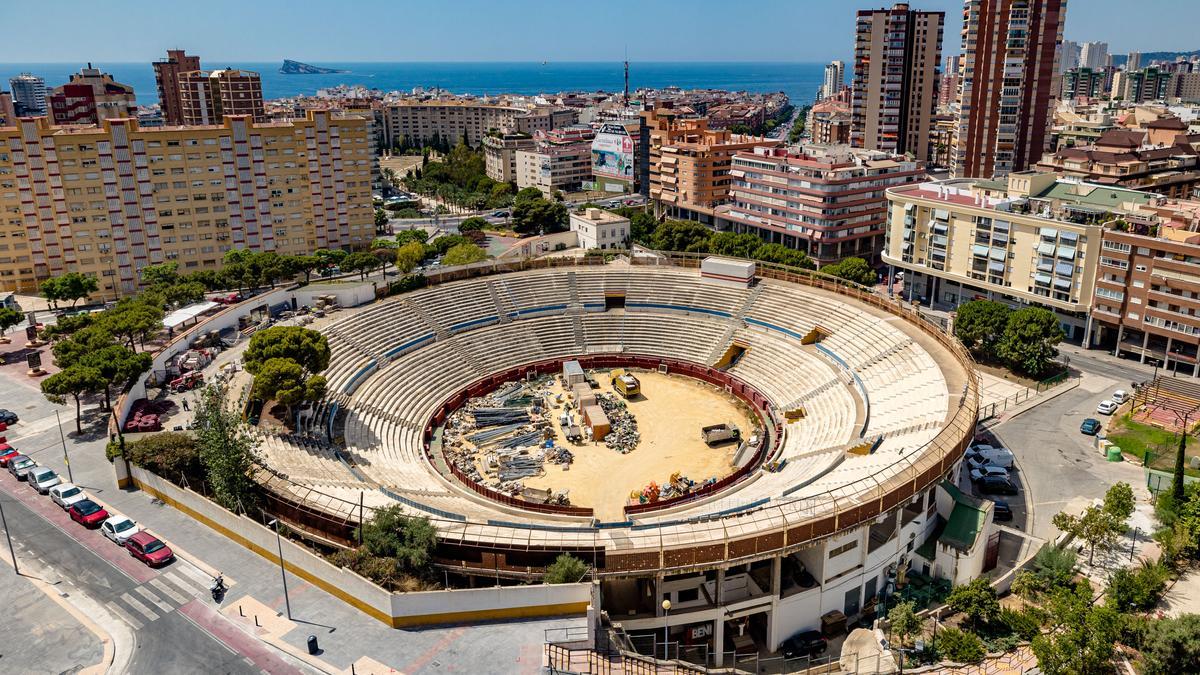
[883,171,1160,340]
[382,101,576,149]
[0,111,374,297]
[482,132,535,183]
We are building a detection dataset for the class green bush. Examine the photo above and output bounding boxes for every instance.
[1106,559,1170,612]
[387,274,428,296]
[544,553,589,584]
[935,628,985,664]
[999,607,1041,641]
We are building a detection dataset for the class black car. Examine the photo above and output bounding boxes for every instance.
[992,500,1013,521]
[0,409,17,425]
[781,630,828,659]
[978,476,1018,496]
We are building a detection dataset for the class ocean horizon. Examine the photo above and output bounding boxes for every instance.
[0,61,826,109]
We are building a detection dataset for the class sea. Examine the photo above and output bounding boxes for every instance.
[0,61,825,108]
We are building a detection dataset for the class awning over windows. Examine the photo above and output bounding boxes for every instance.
[972,244,989,257]
[1055,261,1075,276]
[1038,242,1055,256]
[1034,273,1052,285]
[989,248,1006,261]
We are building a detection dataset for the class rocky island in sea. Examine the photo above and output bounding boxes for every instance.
[280,59,347,74]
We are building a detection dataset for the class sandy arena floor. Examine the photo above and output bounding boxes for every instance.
[522,369,757,520]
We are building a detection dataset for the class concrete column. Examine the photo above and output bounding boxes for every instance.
[712,616,725,667]
[1083,313,1094,348]
[1114,324,1124,357]
[771,557,782,597]
[716,569,726,606]
[1141,330,1150,363]
[1166,336,1174,371]
[655,574,665,616]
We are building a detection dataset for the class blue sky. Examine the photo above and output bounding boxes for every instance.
[2,0,1198,63]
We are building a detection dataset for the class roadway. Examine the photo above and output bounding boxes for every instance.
[0,465,303,674]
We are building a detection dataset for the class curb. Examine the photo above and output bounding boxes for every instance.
[978,377,1081,428]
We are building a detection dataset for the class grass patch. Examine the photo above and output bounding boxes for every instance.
[1107,413,1200,476]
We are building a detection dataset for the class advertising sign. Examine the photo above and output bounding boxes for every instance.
[592,124,634,181]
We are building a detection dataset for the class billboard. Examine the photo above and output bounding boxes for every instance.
[591,124,634,182]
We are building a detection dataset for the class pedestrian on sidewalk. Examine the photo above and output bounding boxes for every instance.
[182,398,190,412]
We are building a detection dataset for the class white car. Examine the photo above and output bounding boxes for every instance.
[100,515,140,546]
[49,483,87,510]
[1111,389,1129,405]
[1097,400,1118,415]
[27,466,62,494]
[970,464,1010,482]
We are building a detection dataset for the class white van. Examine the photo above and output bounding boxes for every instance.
[971,446,1015,469]
[1111,390,1129,405]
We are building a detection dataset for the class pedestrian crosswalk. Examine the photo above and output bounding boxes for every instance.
[103,566,212,630]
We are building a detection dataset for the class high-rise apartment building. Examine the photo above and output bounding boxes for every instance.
[822,60,846,100]
[953,0,1068,179]
[1060,40,1081,72]
[178,69,266,125]
[8,73,47,117]
[153,49,202,126]
[381,101,576,150]
[1061,68,1105,100]
[514,127,595,196]
[716,144,925,265]
[1080,41,1109,70]
[851,3,944,162]
[49,65,136,125]
[938,55,961,110]
[482,132,535,183]
[1126,52,1142,72]
[1113,67,1174,103]
[0,111,374,296]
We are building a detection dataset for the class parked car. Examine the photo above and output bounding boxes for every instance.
[1111,389,1129,405]
[0,409,18,425]
[68,499,109,528]
[992,501,1013,522]
[101,515,140,546]
[1096,400,1118,415]
[977,476,1019,496]
[49,483,87,510]
[27,466,61,494]
[491,211,509,218]
[1080,418,1102,435]
[781,630,828,659]
[125,532,174,567]
[0,444,18,466]
[7,455,36,480]
[970,464,1010,482]
[967,447,1015,469]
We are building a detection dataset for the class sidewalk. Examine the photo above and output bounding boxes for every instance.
[0,368,574,675]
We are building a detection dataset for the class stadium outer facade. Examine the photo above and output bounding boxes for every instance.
[199,255,979,659]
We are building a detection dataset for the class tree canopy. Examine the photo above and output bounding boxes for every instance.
[946,577,1000,631]
[544,553,589,584]
[512,188,567,235]
[442,242,489,266]
[243,326,330,376]
[193,383,261,512]
[252,357,327,417]
[41,364,104,433]
[996,307,1064,377]
[821,257,877,286]
[954,300,1013,358]
[356,504,438,575]
[42,272,99,309]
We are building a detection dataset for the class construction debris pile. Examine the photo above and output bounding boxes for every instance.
[629,471,716,504]
[442,379,573,505]
[596,391,640,454]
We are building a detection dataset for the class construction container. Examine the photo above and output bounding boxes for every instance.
[701,257,755,288]
[563,360,585,387]
[582,405,610,440]
[572,383,597,408]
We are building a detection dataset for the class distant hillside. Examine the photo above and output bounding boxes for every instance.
[1112,50,1200,66]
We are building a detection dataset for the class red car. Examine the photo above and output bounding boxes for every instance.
[125,532,174,567]
[69,499,109,527]
[0,444,18,466]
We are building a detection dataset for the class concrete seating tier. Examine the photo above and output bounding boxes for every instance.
[254,265,961,553]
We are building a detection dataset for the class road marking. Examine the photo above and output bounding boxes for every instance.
[134,585,175,614]
[120,592,160,622]
[149,577,188,605]
[105,599,145,630]
[174,563,216,591]
[161,570,204,598]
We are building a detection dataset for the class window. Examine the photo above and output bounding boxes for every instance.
[830,540,858,558]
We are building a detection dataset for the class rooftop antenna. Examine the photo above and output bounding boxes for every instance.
[623,46,629,107]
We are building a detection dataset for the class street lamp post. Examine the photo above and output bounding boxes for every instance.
[0,497,17,575]
[55,410,73,483]
[661,599,671,661]
[269,519,292,620]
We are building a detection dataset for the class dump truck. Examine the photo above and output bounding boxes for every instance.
[702,423,741,446]
[610,369,641,398]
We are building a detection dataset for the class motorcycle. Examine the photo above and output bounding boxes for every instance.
[210,573,226,601]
